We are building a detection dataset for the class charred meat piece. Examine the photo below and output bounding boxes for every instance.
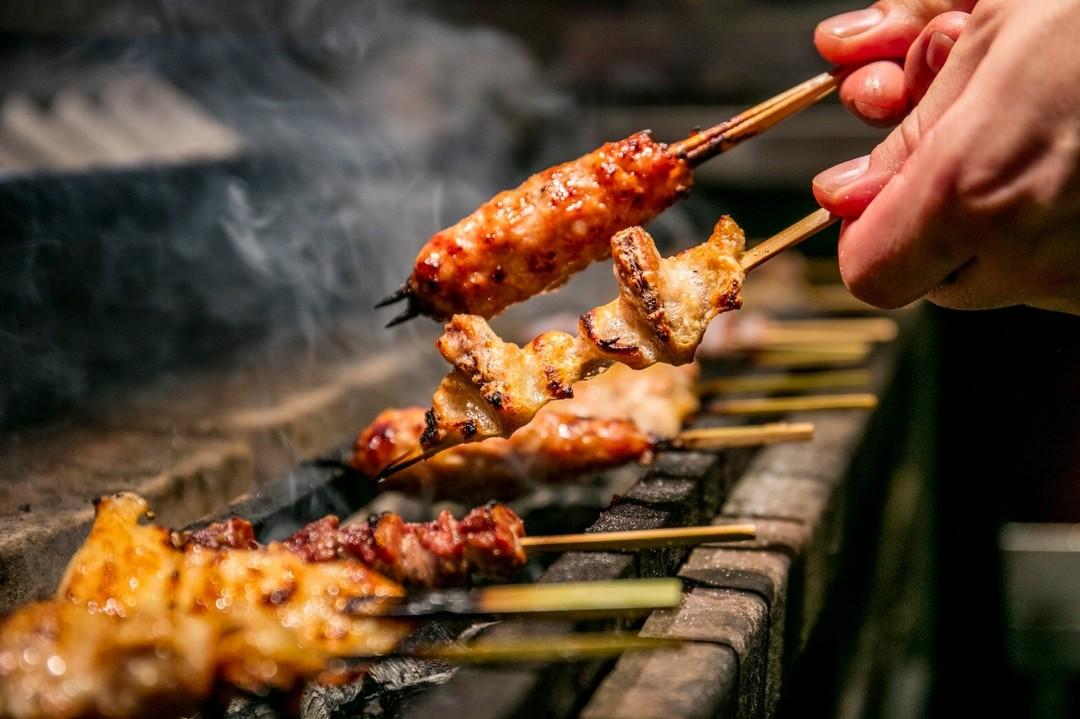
[173,499,528,588]
[424,217,744,447]
[283,503,526,587]
[0,493,411,719]
[353,406,653,500]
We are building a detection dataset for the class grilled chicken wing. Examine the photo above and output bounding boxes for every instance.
[423,217,744,447]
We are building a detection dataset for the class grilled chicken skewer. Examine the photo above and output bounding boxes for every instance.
[354,408,812,501]
[421,216,745,450]
[403,211,837,465]
[378,73,838,325]
[355,363,696,499]
[0,495,689,719]
[0,493,413,719]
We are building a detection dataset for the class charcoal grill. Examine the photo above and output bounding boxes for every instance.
[0,2,942,717]
[162,328,911,719]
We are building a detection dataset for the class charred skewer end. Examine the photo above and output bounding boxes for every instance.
[374,283,413,309]
[378,284,428,327]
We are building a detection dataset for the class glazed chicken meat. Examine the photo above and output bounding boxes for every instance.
[0,493,411,719]
[398,131,693,321]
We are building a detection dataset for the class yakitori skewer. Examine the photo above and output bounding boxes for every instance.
[203,494,758,588]
[378,74,839,325]
[368,411,814,491]
[697,369,872,397]
[0,494,689,719]
[351,363,812,499]
[394,209,838,479]
[708,393,878,416]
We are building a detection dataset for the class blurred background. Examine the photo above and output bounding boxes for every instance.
[0,1,1076,717]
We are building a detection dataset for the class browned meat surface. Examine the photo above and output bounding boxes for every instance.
[423,217,744,447]
[406,132,693,320]
[0,494,411,719]
[171,516,258,550]
[283,503,526,588]
[352,406,654,500]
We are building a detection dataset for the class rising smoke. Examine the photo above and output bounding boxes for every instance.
[0,0,577,426]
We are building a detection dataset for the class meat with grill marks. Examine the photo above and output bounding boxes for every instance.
[352,363,698,499]
[422,216,744,448]
[0,493,411,719]
[403,131,693,320]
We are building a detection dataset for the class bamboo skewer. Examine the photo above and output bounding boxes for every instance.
[708,393,878,416]
[367,578,684,618]
[671,71,840,165]
[521,524,756,553]
[377,210,842,480]
[766,318,898,342]
[742,327,882,347]
[697,369,871,396]
[753,345,873,369]
[670,422,814,449]
[375,441,456,481]
[741,208,839,273]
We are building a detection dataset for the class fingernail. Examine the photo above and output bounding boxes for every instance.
[926,31,955,75]
[813,155,871,194]
[819,8,885,39]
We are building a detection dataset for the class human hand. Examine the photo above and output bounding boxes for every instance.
[812,0,1080,315]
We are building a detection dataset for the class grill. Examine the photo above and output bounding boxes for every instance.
[0,2,951,718]
[1,320,919,718]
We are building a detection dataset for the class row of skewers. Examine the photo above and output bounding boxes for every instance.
[0,312,891,718]
[0,68,890,718]
[0,308,890,718]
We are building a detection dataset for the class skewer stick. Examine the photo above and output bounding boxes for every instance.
[741,208,839,273]
[375,441,455,480]
[708,393,878,416]
[668,422,814,450]
[753,345,872,369]
[768,318,899,342]
[671,71,840,165]
[745,327,884,347]
[371,578,683,618]
[697,369,871,397]
[521,524,756,553]
[409,634,682,664]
